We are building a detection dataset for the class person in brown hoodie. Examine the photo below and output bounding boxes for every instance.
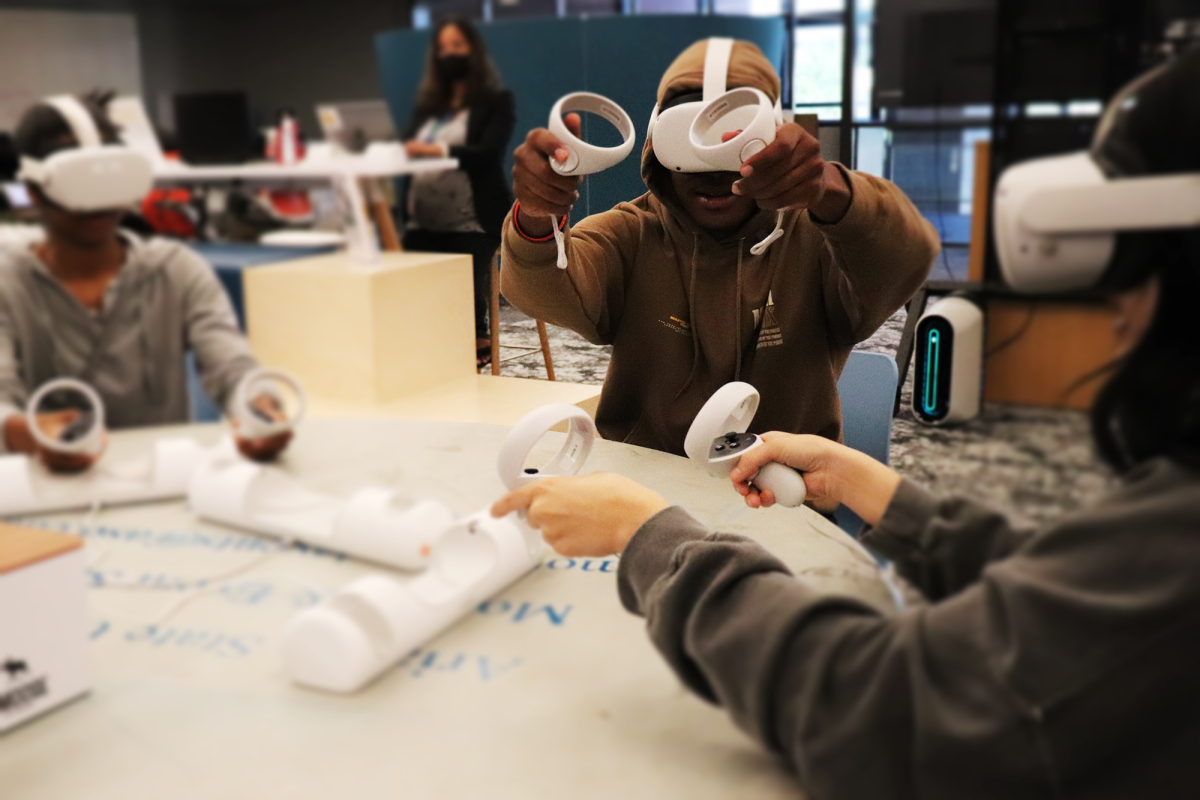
[502,39,939,455]
[492,51,1200,798]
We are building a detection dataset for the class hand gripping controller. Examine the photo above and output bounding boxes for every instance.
[683,382,807,507]
[232,367,306,440]
[545,92,635,269]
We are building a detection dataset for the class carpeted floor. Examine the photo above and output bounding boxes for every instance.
[492,298,1115,528]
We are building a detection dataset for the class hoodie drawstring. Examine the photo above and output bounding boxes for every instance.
[735,240,744,382]
[673,234,703,400]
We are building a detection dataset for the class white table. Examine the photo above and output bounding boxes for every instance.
[0,419,893,800]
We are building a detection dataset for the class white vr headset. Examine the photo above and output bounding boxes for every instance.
[15,95,154,213]
[648,37,783,174]
[993,66,1200,293]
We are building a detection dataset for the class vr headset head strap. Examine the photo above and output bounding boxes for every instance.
[702,38,734,102]
[42,95,103,149]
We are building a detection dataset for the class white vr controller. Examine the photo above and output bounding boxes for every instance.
[282,403,598,694]
[232,368,306,440]
[26,377,106,458]
[687,87,777,173]
[684,382,806,508]
[496,402,596,490]
[548,92,636,178]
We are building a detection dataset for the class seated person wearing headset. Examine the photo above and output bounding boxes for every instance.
[503,39,939,456]
[493,51,1200,797]
[1,93,290,470]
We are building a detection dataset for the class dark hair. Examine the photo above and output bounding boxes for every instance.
[13,90,121,160]
[1091,232,1200,472]
[1087,50,1200,473]
[414,19,502,117]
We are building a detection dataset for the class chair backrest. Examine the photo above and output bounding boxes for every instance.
[833,351,899,538]
[837,351,898,467]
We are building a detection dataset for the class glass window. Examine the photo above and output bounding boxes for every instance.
[638,0,700,13]
[794,23,843,119]
[714,0,784,15]
[795,0,844,14]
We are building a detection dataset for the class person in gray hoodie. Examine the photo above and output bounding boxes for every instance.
[492,51,1200,797]
[1,94,290,470]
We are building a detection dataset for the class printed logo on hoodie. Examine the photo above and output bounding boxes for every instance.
[659,315,692,337]
[754,291,782,349]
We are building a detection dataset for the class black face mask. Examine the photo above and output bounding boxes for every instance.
[436,55,472,82]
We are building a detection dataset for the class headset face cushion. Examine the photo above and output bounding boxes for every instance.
[37,146,153,212]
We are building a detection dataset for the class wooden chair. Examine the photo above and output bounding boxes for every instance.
[487,251,555,380]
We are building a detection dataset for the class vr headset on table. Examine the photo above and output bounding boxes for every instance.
[16,95,153,213]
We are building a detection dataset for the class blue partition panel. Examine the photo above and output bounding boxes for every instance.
[376,16,785,219]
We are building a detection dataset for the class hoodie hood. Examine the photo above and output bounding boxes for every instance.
[641,38,783,230]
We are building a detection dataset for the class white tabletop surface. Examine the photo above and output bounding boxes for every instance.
[0,419,893,800]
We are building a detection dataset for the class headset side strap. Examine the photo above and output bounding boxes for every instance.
[43,95,103,149]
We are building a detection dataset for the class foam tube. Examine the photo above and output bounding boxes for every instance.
[0,437,213,516]
[282,510,541,693]
[188,452,455,571]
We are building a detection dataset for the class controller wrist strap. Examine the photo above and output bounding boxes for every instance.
[751,210,785,256]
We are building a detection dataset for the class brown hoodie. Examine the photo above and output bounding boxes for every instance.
[501,39,939,455]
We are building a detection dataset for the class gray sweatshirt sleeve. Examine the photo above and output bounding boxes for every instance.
[862,479,1038,601]
[0,295,26,452]
[176,249,259,415]
[618,465,1200,799]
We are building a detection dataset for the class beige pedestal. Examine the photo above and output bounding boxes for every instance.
[244,251,476,405]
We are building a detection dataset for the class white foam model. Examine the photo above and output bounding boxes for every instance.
[281,403,597,693]
[187,446,455,571]
[0,437,212,517]
[545,92,635,270]
[684,382,806,508]
[0,377,213,516]
[231,368,307,440]
[16,95,153,212]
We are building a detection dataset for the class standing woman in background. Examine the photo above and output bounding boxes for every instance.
[403,19,515,370]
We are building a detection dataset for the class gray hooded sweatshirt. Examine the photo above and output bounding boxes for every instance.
[619,457,1200,798]
[0,232,259,450]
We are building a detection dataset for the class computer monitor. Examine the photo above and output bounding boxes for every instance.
[316,101,398,154]
[173,92,254,165]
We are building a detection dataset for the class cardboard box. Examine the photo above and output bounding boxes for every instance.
[0,524,90,732]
